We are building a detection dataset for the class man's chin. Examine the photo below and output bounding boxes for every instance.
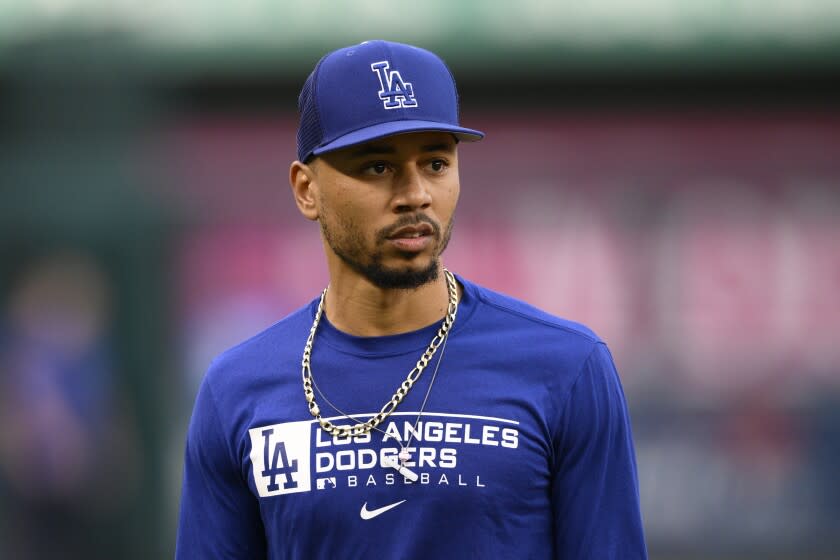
[361,259,440,290]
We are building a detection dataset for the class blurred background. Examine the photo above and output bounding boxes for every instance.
[1,1,839,558]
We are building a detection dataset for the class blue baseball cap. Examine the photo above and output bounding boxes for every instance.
[296,40,484,162]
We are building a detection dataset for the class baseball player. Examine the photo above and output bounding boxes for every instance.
[176,40,647,559]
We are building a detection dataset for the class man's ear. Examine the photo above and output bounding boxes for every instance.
[289,160,319,221]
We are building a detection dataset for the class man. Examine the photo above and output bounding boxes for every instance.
[176,40,647,559]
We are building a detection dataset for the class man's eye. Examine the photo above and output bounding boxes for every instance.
[363,162,389,175]
[428,159,448,172]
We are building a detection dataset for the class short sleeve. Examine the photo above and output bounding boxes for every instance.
[176,374,267,559]
[552,343,647,559]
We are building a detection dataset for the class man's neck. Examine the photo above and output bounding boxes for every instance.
[322,268,454,337]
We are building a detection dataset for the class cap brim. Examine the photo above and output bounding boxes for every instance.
[311,120,484,158]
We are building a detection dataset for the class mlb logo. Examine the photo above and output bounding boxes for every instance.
[316,477,337,490]
[371,61,418,109]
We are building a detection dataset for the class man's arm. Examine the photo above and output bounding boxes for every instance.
[552,342,647,559]
[176,375,267,559]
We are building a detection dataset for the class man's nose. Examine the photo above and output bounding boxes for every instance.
[391,166,432,212]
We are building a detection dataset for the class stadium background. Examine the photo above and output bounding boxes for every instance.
[1,1,839,558]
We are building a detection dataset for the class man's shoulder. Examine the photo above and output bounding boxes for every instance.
[463,277,602,346]
[203,299,315,384]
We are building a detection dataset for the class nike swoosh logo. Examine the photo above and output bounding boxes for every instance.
[360,500,406,520]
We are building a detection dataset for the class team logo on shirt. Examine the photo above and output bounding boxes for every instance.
[249,420,312,496]
[371,61,418,109]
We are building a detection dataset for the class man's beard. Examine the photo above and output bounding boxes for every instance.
[320,213,453,290]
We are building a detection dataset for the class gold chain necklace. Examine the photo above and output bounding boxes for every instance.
[301,269,458,440]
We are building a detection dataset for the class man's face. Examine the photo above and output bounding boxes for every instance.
[310,131,460,290]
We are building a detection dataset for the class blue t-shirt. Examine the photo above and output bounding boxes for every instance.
[176,276,647,559]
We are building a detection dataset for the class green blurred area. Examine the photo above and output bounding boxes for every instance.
[2,0,840,78]
[0,34,173,558]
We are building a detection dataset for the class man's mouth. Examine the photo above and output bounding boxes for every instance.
[387,223,435,240]
[385,223,436,252]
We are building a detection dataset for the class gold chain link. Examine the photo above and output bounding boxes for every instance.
[301,269,458,439]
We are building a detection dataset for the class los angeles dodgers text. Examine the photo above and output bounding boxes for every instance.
[315,419,519,448]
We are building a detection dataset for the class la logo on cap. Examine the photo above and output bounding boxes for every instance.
[370,61,418,110]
